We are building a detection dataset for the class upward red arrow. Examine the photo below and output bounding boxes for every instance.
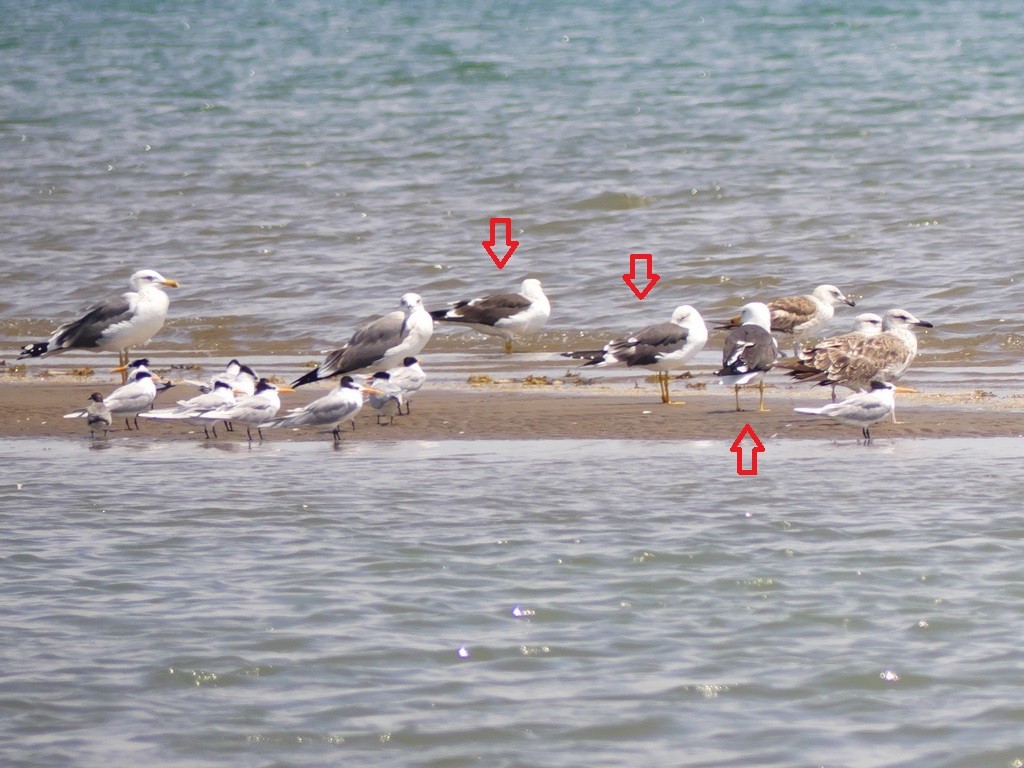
[482,217,519,269]
[622,253,660,300]
[730,424,764,476]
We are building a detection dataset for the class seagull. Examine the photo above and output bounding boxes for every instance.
[64,362,160,430]
[715,302,779,412]
[720,284,855,356]
[139,379,236,438]
[387,356,426,415]
[268,376,381,443]
[195,378,292,442]
[367,371,404,425]
[430,278,550,353]
[794,381,914,442]
[778,308,932,420]
[562,304,708,404]
[19,269,179,375]
[292,293,433,388]
[779,312,884,401]
[85,393,112,437]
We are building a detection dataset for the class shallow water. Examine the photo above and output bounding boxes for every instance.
[2,436,1023,767]
[3,0,1024,379]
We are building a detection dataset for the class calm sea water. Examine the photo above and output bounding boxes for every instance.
[2,0,1024,374]
[2,437,1024,767]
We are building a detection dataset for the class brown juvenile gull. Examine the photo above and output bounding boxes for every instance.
[720,284,855,356]
[778,312,884,402]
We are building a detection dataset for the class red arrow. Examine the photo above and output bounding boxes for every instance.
[482,217,519,269]
[730,424,764,476]
[622,253,660,300]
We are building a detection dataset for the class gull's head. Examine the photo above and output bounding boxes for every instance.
[813,284,855,308]
[883,308,933,330]
[520,278,544,298]
[130,269,179,290]
[400,293,424,313]
[739,302,772,331]
[88,392,105,403]
[670,304,703,327]
[852,313,884,335]
[402,356,419,367]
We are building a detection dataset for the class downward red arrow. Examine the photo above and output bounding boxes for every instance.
[731,424,765,476]
[622,253,660,300]
[482,217,519,269]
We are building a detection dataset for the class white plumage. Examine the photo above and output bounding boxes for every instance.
[293,293,433,387]
[431,278,550,353]
[20,269,179,371]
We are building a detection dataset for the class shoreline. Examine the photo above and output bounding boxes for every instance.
[2,375,1023,442]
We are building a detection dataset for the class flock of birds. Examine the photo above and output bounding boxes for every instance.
[17,270,934,443]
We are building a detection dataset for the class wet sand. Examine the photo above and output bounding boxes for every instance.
[2,375,1023,442]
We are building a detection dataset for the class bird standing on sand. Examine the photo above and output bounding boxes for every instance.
[779,308,932,421]
[562,304,708,404]
[794,381,913,442]
[292,293,433,388]
[387,356,426,414]
[430,278,550,353]
[85,393,112,437]
[367,371,404,425]
[715,302,779,412]
[139,379,237,438]
[19,269,179,377]
[64,361,160,430]
[268,376,381,443]
[195,378,291,442]
[779,312,884,402]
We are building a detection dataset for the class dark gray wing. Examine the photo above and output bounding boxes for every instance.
[433,292,532,327]
[321,310,407,376]
[718,325,778,375]
[52,292,135,350]
[610,322,691,367]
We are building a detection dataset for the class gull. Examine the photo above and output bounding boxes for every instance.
[715,302,779,412]
[85,393,112,437]
[139,379,236,438]
[195,378,292,442]
[562,304,708,404]
[19,269,179,376]
[64,362,160,430]
[779,312,884,401]
[292,293,433,388]
[779,308,932,420]
[367,371,404,425]
[720,284,855,356]
[794,381,914,442]
[268,376,381,444]
[430,278,550,353]
[387,356,426,414]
